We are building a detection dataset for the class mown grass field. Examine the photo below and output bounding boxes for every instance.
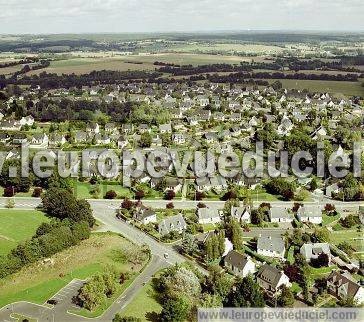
[0,209,49,256]
[0,232,148,309]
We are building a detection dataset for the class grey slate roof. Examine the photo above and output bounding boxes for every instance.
[257,236,285,254]
[224,250,250,271]
[257,264,284,289]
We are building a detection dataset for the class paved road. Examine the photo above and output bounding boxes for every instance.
[0,196,361,321]
[0,196,361,211]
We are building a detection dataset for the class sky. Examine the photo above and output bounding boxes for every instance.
[0,0,363,34]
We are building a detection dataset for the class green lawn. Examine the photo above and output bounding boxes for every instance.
[73,182,133,199]
[0,233,148,309]
[322,213,340,226]
[309,265,338,280]
[0,209,49,256]
[331,229,363,251]
[122,277,162,320]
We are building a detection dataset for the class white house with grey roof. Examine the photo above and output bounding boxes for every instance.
[268,207,292,223]
[224,250,256,278]
[257,264,291,296]
[300,243,332,264]
[197,208,221,225]
[231,206,251,224]
[257,236,285,259]
[297,205,323,224]
[158,213,187,236]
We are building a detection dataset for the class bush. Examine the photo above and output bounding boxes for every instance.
[164,190,175,200]
[166,202,174,209]
[105,190,117,199]
[3,186,15,197]
[32,187,43,197]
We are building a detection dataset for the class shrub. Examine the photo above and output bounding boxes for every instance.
[32,187,43,197]
[3,186,15,197]
[105,190,117,199]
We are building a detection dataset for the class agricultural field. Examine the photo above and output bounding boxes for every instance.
[0,232,148,308]
[125,52,268,65]
[168,42,286,55]
[0,209,50,256]
[28,57,156,75]
[265,79,364,97]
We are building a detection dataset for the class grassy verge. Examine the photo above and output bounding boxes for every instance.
[121,275,162,320]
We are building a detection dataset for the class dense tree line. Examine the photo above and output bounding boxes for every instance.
[0,70,162,90]
[0,219,90,278]
[0,57,41,69]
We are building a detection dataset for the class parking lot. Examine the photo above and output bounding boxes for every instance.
[46,279,85,309]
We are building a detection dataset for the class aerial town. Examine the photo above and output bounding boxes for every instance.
[0,2,363,322]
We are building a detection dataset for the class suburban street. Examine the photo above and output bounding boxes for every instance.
[0,196,362,321]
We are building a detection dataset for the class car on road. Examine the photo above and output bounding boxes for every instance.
[164,252,169,259]
[47,299,58,305]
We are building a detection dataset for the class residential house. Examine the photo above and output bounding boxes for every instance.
[257,236,285,259]
[134,208,157,225]
[224,250,256,278]
[197,208,221,224]
[49,133,67,146]
[86,123,100,134]
[165,177,183,193]
[94,134,111,145]
[269,207,292,223]
[30,133,49,149]
[300,243,332,264]
[159,123,172,134]
[12,133,28,145]
[327,271,364,304]
[0,133,10,144]
[158,213,187,236]
[297,205,323,224]
[75,131,88,143]
[105,122,118,133]
[231,206,251,224]
[256,264,291,297]
[172,133,186,145]
[0,120,21,131]
[20,115,34,127]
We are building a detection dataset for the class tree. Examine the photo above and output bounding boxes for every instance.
[165,190,175,200]
[312,227,330,243]
[113,314,141,322]
[340,214,360,228]
[42,188,95,227]
[139,132,152,148]
[105,190,117,199]
[6,198,15,209]
[277,285,294,307]
[251,209,264,225]
[311,253,329,268]
[226,275,265,307]
[181,233,198,256]
[226,219,243,249]
[160,297,190,322]
[121,198,134,210]
[135,189,145,200]
[32,187,43,197]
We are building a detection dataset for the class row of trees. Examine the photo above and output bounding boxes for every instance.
[0,219,90,278]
